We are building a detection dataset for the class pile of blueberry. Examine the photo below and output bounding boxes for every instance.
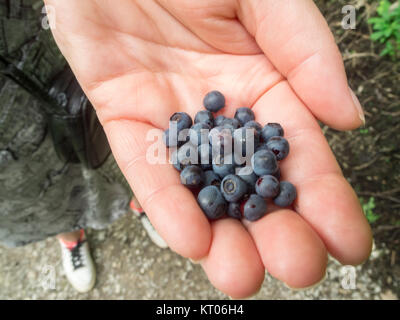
[163,91,297,222]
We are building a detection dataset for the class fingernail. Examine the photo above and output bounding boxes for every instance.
[349,87,365,126]
[189,258,200,264]
[283,272,327,291]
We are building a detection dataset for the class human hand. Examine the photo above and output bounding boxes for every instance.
[45,0,372,298]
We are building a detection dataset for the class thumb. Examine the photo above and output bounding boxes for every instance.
[238,0,365,130]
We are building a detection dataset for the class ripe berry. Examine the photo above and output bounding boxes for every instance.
[169,112,193,131]
[244,120,262,136]
[233,127,258,157]
[209,126,233,156]
[203,90,225,112]
[197,186,227,220]
[237,166,258,193]
[243,194,267,221]
[234,107,255,126]
[274,181,297,207]
[170,149,184,171]
[203,170,221,188]
[220,174,248,202]
[212,153,235,178]
[214,115,226,126]
[261,123,284,142]
[178,143,198,166]
[194,110,214,127]
[227,202,242,219]
[251,149,278,176]
[163,128,178,148]
[189,123,211,145]
[221,117,240,129]
[266,136,290,160]
[198,143,212,170]
[255,175,280,198]
[180,165,204,188]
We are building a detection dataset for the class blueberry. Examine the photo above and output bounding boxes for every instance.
[220,174,248,202]
[266,136,290,160]
[197,186,227,220]
[251,149,278,176]
[177,142,199,167]
[272,167,281,180]
[255,143,269,153]
[234,107,255,126]
[274,181,297,207]
[214,115,226,126]
[180,165,204,188]
[163,128,178,148]
[203,91,225,112]
[170,149,184,171]
[189,123,211,145]
[198,143,212,170]
[227,202,242,219]
[169,112,193,131]
[203,170,221,188]
[221,118,240,129]
[212,153,235,178]
[209,126,233,155]
[194,110,214,127]
[244,120,262,135]
[255,175,280,198]
[261,123,284,142]
[237,166,258,193]
[243,194,267,221]
[233,127,258,157]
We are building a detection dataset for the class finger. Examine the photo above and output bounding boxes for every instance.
[243,209,327,289]
[252,81,372,265]
[200,219,265,298]
[103,119,212,260]
[238,0,365,130]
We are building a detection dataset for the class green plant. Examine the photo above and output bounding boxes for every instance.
[360,197,380,224]
[368,0,400,59]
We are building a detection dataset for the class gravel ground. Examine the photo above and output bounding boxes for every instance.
[0,212,398,300]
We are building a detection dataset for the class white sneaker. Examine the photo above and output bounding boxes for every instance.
[59,231,96,293]
[130,201,169,249]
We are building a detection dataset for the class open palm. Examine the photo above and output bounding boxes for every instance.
[46,0,372,298]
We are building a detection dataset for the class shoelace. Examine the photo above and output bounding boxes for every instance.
[70,240,86,270]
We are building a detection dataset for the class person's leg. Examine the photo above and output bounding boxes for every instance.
[130,197,168,249]
[57,229,96,293]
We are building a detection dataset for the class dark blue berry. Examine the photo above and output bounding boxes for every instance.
[255,175,280,198]
[214,115,226,126]
[221,118,240,129]
[261,123,284,142]
[203,91,225,112]
[170,149,184,171]
[274,181,297,207]
[244,120,262,135]
[234,107,255,126]
[197,186,227,220]
[203,170,221,188]
[255,143,269,153]
[272,167,281,180]
[170,112,193,131]
[177,143,199,166]
[233,127,259,157]
[212,153,235,178]
[251,149,278,176]
[180,165,204,188]
[163,128,178,148]
[266,136,290,160]
[194,110,214,127]
[189,123,211,145]
[243,194,267,221]
[220,174,248,202]
[209,126,233,155]
[198,143,212,170]
[227,202,242,219]
[237,166,258,193]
